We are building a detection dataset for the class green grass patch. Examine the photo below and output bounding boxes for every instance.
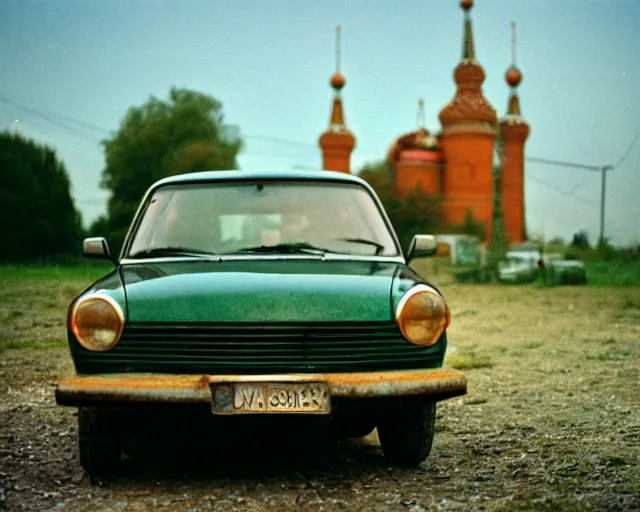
[446,352,494,370]
[0,263,113,284]
[0,339,66,354]
[585,261,640,286]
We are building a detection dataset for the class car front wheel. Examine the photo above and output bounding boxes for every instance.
[377,399,436,467]
[78,407,122,475]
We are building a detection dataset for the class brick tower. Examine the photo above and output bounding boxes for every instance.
[500,22,530,243]
[438,0,497,239]
[388,100,444,197]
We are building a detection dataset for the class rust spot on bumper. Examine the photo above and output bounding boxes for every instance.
[55,367,467,407]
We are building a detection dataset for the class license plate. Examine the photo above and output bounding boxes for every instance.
[211,382,330,415]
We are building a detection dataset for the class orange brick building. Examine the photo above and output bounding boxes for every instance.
[318,0,529,243]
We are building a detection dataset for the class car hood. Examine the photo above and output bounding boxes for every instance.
[117,259,418,324]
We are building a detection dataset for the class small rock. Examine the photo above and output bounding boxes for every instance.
[71,472,85,484]
[306,496,325,507]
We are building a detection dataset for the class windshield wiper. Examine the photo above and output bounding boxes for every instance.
[338,238,385,255]
[128,246,215,259]
[229,242,332,256]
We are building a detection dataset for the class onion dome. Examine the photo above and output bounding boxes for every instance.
[505,66,522,88]
[501,22,528,129]
[439,0,496,135]
[330,71,346,90]
[387,128,443,165]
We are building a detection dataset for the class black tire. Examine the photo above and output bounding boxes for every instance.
[78,408,122,475]
[377,400,436,467]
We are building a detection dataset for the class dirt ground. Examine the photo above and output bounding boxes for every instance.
[1,270,639,511]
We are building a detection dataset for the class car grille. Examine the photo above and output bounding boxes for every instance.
[74,322,444,374]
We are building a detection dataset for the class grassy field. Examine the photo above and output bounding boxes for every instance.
[0,264,639,510]
[584,260,640,286]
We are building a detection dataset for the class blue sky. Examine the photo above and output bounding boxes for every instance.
[1,0,639,246]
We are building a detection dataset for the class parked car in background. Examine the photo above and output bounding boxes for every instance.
[498,248,587,285]
[56,170,467,474]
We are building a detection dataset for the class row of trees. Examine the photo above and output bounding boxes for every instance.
[1,89,244,262]
[0,132,83,262]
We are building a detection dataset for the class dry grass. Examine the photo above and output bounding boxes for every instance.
[438,283,640,510]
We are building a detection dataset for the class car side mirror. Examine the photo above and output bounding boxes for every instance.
[83,237,116,264]
[406,235,437,262]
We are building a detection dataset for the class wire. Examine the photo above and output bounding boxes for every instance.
[527,173,598,208]
[614,131,640,169]
[568,178,592,194]
[0,93,320,153]
[243,134,317,150]
[0,96,102,143]
[525,156,601,171]
[0,94,108,134]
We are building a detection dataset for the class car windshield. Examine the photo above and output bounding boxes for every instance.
[127,181,399,258]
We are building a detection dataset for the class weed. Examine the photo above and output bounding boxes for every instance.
[585,348,631,361]
[621,298,639,310]
[463,397,488,405]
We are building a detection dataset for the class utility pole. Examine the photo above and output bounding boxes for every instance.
[599,165,613,245]
[525,156,611,245]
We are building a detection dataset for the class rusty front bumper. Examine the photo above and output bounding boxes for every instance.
[55,367,466,407]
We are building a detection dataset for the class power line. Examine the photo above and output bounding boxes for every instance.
[525,129,640,244]
[0,94,108,134]
[0,93,321,152]
[527,173,598,208]
[243,134,317,150]
[525,156,601,171]
[0,96,102,143]
[614,131,640,169]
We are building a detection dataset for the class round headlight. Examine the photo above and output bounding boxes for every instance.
[71,294,124,351]
[396,284,450,346]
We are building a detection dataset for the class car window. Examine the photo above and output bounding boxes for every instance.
[127,181,399,257]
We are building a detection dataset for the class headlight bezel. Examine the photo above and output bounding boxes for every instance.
[395,284,450,347]
[70,293,125,352]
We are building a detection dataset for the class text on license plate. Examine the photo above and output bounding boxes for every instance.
[211,382,330,414]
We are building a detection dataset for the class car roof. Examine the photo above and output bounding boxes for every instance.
[153,169,369,188]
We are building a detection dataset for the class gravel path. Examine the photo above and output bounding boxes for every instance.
[1,282,639,511]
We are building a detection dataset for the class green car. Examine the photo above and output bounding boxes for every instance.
[56,170,466,474]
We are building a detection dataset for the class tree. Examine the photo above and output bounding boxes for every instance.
[548,237,565,246]
[100,88,243,253]
[570,230,591,249]
[0,131,83,262]
[357,161,441,251]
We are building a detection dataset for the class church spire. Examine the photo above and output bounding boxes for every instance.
[439,0,496,135]
[504,21,524,118]
[500,21,530,244]
[417,98,426,130]
[328,24,347,128]
[319,25,355,173]
[461,0,475,60]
